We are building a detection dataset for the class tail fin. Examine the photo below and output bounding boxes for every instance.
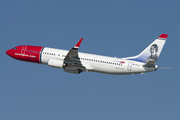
[123,34,168,63]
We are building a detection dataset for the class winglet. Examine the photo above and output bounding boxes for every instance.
[158,34,168,39]
[74,38,83,48]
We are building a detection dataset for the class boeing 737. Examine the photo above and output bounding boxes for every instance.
[6,34,168,75]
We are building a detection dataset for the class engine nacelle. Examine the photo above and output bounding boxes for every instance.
[48,59,64,68]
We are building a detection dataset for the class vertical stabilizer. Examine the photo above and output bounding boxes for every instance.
[123,34,168,63]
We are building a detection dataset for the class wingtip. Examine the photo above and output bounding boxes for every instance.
[158,34,168,39]
[75,38,83,48]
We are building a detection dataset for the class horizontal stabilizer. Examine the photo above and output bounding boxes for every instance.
[143,60,155,67]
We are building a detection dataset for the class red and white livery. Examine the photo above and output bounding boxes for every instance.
[6,34,168,75]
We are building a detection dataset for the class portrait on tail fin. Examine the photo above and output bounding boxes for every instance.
[123,34,167,64]
[147,44,158,63]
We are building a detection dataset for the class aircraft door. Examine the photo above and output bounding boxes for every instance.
[21,46,27,55]
[20,46,28,60]
[127,62,133,71]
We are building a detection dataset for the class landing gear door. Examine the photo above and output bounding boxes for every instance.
[127,62,133,71]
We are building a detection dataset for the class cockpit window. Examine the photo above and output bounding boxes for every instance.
[13,47,17,50]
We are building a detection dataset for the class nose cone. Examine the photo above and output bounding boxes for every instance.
[6,49,13,57]
[6,49,11,56]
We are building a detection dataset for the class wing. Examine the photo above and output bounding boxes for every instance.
[63,38,86,74]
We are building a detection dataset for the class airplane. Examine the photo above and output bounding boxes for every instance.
[6,34,168,75]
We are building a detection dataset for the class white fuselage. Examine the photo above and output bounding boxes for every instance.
[41,47,156,75]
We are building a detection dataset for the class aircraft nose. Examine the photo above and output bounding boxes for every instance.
[6,49,11,56]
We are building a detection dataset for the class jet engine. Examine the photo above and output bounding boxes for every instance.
[48,59,64,68]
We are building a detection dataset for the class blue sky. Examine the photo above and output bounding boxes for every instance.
[1,0,180,120]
